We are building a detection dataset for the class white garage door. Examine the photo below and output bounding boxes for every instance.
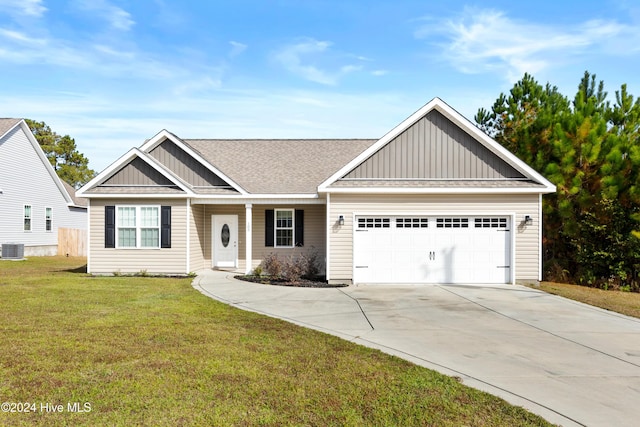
[353,216,511,284]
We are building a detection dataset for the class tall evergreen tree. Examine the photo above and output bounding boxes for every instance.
[477,71,640,289]
[25,120,95,188]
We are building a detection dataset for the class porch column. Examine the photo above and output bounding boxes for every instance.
[245,203,253,274]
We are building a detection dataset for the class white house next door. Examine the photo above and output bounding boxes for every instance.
[212,215,238,268]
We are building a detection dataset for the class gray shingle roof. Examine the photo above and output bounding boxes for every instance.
[0,118,21,138]
[62,180,88,207]
[184,139,377,194]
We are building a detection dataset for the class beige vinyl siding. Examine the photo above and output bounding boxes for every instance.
[251,204,326,272]
[195,204,326,272]
[328,193,540,283]
[89,199,187,275]
[189,203,206,272]
[344,110,525,180]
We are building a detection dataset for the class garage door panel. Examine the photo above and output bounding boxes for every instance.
[354,215,511,284]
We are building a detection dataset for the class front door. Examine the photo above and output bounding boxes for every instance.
[212,215,238,268]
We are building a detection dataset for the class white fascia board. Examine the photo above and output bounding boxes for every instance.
[77,148,194,197]
[317,97,556,193]
[190,194,326,205]
[18,120,76,205]
[320,186,556,195]
[78,193,192,199]
[139,129,248,195]
[192,193,318,200]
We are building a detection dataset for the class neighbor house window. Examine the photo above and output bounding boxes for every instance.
[45,207,52,232]
[275,209,294,247]
[116,206,160,248]
[24,205,32,231]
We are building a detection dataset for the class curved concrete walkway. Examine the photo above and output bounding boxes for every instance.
[193,270,640,427]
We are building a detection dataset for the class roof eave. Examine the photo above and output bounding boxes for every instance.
[320,186,556,195]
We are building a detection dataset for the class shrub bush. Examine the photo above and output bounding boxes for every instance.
[261,253,283,278]
[259,249,322,282]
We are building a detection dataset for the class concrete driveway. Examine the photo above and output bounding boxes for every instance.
[193,270,640,427]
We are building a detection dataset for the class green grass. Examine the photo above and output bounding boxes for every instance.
[0,257,553,426]
[537,281,640,319]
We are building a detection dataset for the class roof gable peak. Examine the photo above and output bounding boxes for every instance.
[318,97,555,192]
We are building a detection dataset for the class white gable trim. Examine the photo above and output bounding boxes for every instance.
[12,120,77,206]
[320,187,554,195]
[77,148,194,197]
[318,97,556,193]
[139,130,248,195]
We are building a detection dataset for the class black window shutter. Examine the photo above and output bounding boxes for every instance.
[161,206,171,248]
[105,206,115,248]
[265,209,274,247]
[295,209,304,247]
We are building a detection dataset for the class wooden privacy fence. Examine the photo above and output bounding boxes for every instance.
[58,228,87,257]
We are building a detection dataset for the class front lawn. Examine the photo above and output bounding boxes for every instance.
[537,282,640,319]
[0,257,552,426]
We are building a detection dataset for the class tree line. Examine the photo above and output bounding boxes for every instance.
[476,71,640,290]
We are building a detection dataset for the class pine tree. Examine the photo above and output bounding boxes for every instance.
[25,120,95,188]
[477,71,640,289]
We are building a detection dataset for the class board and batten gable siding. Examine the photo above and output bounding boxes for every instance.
[149,140,231,187]
[328,193,540,283]
[0,125,85,252]
[88,199,187,274]
[101,157,176,186]
[344,110,526,180]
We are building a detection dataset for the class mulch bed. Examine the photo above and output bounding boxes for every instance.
[234,275,348,288]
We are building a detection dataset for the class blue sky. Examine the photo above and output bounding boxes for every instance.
[1,0,640,172]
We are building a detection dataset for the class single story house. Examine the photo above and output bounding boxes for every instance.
[77,98,555,284]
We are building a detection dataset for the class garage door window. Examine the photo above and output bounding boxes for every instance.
[397,218,428,228]
[436,218,469,228]
[357,217,390,228]
[475,218,508,228]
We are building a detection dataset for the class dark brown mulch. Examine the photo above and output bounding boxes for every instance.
[234,275,348,288]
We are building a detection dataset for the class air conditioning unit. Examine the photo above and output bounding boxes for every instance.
[1,243,24,260]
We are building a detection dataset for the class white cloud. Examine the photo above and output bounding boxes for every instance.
[0,28,46,46]
[371,69,388,76]
[74,0,135,31]
[273,38,363,85]
[416,9,638,82]
[229,40,247,57]
[0,0,46,17]
[173,76,222,96]
[273,39,336,85]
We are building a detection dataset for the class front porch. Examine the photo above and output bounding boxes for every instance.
[188,200,327,274]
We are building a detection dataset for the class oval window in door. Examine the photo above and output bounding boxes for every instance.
[221,224,230,247]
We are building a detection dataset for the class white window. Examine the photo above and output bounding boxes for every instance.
[24,205,31,231]
[275,209,294,247]
[117,206,160,248]
[45,207,52,232]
